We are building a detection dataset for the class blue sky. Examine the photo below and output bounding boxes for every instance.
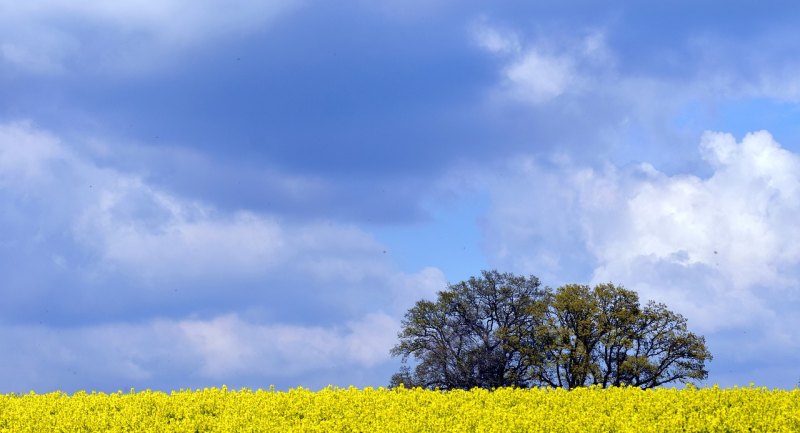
[2,0,800,392]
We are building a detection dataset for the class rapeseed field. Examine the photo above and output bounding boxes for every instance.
[1,385,798,432]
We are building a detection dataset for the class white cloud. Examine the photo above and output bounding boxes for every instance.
[479,130,800,386]
[75,186,288,282]
[504,51,575,104]
[595,130,800,293]
[344,312,400,367]
[0,0,302,73]
[0,121,71,185]
[389,266,446,313]
[475,155,608,285]
[483,131,800,335]
[474,23,612,105]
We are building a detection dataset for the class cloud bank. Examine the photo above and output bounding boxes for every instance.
[0,121,446,392]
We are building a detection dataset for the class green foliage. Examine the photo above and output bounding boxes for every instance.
[390,270,712,391]
[539,283,711,389]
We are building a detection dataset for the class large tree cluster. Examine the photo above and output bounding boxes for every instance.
[390,270,711,390]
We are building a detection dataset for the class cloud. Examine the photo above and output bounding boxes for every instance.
[682,31,800,103]
[503,50,575,104]
[178,312,399,378]
[0,311,403,392]
[484,130,800,331]
[0,0,302,74]
[470,17,800,175]
[593,130,800,295]
[0,120,451,391]
[389,266,446,313]
[474,22,612,106]
[0,121,65,182]
[0,119,443,321]
[1,122,286,285]
[473,23,521,55]
[1,121,379,284]
[479,130,800,386]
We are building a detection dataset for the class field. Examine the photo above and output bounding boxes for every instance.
[1,385,798,432]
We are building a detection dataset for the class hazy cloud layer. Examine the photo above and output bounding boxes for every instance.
[0,311,401,392]
[0,121,445,392]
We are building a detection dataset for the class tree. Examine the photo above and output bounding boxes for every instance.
[390,270,547,390]
[537,283,712,389]
[390,271,712,390]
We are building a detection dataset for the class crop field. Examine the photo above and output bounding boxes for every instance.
[1,385,798,432]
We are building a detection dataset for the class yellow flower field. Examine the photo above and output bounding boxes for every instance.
[1,385,798,432]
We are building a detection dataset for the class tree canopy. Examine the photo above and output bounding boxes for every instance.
[390,270,711,390]
[390,270,547,389]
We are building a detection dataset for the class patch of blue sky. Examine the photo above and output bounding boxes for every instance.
[369,193,490,285]
[714,99,800,152]
[674,98,800,150]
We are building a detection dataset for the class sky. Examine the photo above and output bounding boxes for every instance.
[1,0,800,393]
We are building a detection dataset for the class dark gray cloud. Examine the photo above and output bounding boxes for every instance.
[4,0,800,224]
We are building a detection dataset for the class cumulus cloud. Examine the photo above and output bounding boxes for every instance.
[479,130,800,385]
[593,131,800,297]
[0,0,302,73]
[484,131,800,331]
